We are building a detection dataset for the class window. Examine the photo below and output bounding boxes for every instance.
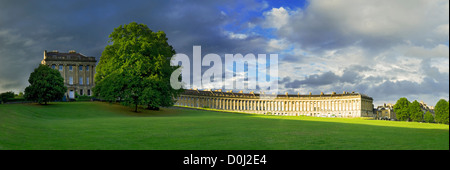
[79,65,83,71]
[51,65,56,69]
[80,89,83,96]
[86,66,89,71]
[79,77,83,85]
[87,89,91,96]
[69,65,73,71]
[69,90,74,99]
[86,77,89,85]
[59,65,63,71]
[69,77,73,85]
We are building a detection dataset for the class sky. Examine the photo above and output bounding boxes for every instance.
[0,0,448,106]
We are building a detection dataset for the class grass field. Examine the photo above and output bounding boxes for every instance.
[0,102,448,150]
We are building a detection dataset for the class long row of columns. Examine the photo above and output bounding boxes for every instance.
[175,95,369,117]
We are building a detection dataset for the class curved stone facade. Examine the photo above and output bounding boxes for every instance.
[175,89,374,118]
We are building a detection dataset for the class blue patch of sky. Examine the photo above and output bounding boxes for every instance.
[218,0,308,40]
[265,0,309,9]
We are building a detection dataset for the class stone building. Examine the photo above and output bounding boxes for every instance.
[419,101,435,115]
[175,89,374,118]
[40,50,96,99]
[376,103,396,120]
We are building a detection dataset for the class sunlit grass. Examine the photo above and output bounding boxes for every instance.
[0,102,448,150]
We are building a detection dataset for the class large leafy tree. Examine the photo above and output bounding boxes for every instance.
[394,97,411,121]
[24,64,67,105]
[434,99,449,124]
[409,100,423,122]
[94,22,183,112]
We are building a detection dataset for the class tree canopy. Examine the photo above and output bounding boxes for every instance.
[394,97,411,121]
[94,22,183,112]
[409,100,423,122]
[24,64,67,104]
[434,99,449,124]
[0,91,15,104]
[424,111,434,123]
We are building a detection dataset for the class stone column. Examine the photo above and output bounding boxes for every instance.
[75,64,79,85]
[289,101,292,111]
[223,99,227,110]
[231,99,234,110]
[345,100,348,111]
[342,100,345,111]
[308,101,310,111]
[257,101,260,112]
[353,100,355,111]
[295,101,298,111]
[238,100,241,110]
[223,99,226,110]
[61,64,65,83]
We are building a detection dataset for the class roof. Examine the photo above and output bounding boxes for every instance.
[43,50,96,62]
[181,89,373,100]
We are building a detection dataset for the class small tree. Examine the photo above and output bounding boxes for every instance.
[0,91,15,103]
[435,99,449,124]
[24,64,67,105]
[394,97,411,121]
[424,111,434,123]
[409,100,423,122]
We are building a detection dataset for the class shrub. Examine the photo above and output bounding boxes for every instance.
[76,95,93,102]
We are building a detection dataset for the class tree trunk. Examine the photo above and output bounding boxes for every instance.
[135,103,138,112]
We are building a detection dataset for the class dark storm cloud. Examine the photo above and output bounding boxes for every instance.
[0,0,268,92]
[282,65,367,88]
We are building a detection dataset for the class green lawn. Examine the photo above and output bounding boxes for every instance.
[0,102,448,150]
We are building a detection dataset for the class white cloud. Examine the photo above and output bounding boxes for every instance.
[262,7,290,29]
[434,24,449,37]
[267,38,289,52]
[225,31,248,40]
